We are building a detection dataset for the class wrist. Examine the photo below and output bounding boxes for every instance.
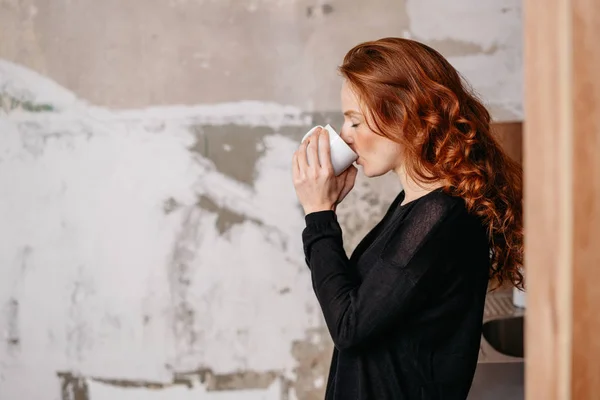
[303,204,335,215]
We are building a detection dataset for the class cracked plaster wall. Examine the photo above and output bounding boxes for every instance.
[0,1,522,399]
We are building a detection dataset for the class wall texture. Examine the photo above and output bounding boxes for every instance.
[0,1,523,399]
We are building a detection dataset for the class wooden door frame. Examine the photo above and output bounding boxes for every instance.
[524,0,600,398]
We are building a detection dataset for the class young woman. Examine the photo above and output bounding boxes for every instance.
[292,38,523,399]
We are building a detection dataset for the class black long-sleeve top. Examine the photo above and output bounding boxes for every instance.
[302,188,490,399]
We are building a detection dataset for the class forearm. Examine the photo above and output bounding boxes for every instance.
[301,199,457,349]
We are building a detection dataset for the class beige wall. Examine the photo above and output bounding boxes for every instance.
[1,0,523,118]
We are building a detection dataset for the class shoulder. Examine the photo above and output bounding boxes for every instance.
[380,190,470,267]
[403,189,467,230]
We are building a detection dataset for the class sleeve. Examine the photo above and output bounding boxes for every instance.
[302,198,460,350]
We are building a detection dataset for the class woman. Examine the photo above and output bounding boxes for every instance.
[291,37,523,399]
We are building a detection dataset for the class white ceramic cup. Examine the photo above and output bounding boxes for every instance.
[301,124,358,176]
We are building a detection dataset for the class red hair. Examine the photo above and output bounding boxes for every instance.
[339,38,524,290]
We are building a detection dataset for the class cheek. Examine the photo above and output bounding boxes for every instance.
[355,131,374,152]
[383,142,403,168]
[371,138,401,168]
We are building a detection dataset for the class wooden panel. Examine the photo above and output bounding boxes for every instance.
[571,0,600,397]
[524,0,573,398]
[493,121,523,165]
[490,122,523,291]
[525,0,600,398]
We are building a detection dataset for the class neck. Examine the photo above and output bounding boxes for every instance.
[395,164,444,205]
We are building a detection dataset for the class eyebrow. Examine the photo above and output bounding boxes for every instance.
[343,110,362,117]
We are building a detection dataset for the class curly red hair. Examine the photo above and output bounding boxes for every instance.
[339,38,524,290]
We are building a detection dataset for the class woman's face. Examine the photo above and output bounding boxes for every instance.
[339,80,403,177]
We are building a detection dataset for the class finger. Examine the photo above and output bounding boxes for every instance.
[346,165,358,184]
[338,165,358,201]
[297,140,309,172]
[306,136,319,172]
[292,151,300,178]
[317,128,333,173]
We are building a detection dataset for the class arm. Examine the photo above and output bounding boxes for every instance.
[302,198,459,350]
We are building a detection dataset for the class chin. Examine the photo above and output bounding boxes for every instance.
[361,163,387,178]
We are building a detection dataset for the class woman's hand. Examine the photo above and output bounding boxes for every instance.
[292,127,358,215]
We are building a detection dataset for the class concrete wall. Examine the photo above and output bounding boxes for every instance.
[0,1,523,399]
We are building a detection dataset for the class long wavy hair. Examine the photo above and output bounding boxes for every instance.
[339,38,524,290]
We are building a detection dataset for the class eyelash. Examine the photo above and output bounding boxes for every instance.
[351,123,360,128]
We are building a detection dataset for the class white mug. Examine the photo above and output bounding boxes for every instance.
[301,124,358,176]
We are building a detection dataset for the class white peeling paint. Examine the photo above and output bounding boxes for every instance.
[0,60,80,111]
[406,0,523,120]
[406,0,519,48]
[0,62,320,400]
[313,376,325,388]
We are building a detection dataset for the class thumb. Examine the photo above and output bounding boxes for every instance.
[337,165,358,203]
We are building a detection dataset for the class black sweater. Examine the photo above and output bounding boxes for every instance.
[302,188,490,399]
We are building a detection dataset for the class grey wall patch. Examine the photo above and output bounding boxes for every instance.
[163,197,181,214]
[291,327,333,399]
[5,298,19,351]
[176,368,280,391]
[58,369,283,397]
[57,372,90,400]
[190,124,271,187]
[0,93,55,113]
[196,194,261,235]
[422,38,501,57]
